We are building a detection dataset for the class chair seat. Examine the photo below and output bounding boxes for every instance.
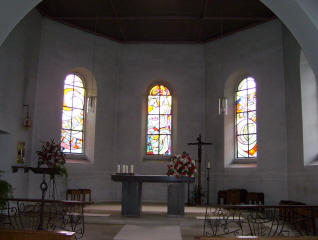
[246,192,264,205]
[66,189,91,201]
[66,189,81,201]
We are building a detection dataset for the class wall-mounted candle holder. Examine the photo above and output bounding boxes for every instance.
[16,141,25,164]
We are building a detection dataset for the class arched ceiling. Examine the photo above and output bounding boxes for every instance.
[36,0,276,44]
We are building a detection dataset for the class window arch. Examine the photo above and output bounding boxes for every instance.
[235,77,257,158]
[146,84,172,155]
[61,74,85,154]
[300,50,318,165]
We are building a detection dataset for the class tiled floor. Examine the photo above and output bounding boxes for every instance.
[80,202,206,240]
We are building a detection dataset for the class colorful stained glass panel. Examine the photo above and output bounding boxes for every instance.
[149,84,171,96]
[146,134,171,155]
[61,74,85,154]
[236,77,257,158]
[147,85,172,155]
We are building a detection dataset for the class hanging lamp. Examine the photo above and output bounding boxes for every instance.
[218,0,228,115]
[87,1,98,113]
[22,104,32,131]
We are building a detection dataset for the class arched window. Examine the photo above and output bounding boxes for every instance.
[300,51,318,165]
[146,84,172,155]
[61,74,85,154]
[235,77,257,158]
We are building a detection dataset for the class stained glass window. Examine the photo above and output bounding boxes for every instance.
[235,77,257,158]
[61,74,85,154]
[146,84,172,155]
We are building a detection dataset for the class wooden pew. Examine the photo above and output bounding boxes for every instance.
[0,229,75,240]
[195,236,318,240]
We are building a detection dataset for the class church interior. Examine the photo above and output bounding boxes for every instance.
[1,0,318,239]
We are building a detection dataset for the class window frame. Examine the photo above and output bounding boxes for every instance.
[235,77,257,159]
[142,82,176,161]
[61,73,86,155]
[61,68,97,164]
[223,72,257,168]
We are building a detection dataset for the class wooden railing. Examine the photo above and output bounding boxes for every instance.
[195,236,318,240]
[203,205,318,237]
[0,198,93,239]
[0,228,76,240]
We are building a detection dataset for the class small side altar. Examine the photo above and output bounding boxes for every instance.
[111,174,195,217]
[29,167,61,175]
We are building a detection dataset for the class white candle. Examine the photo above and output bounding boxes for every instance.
[131,165,134,173]
[122,165,125,173]
[117,165,120,173]
[207,162,211,169]
[126,165,129,173]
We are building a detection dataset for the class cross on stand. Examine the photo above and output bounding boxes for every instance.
[188,134,213,189]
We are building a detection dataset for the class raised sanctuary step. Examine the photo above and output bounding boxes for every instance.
[84,213,112,224]
[83,202,206,226]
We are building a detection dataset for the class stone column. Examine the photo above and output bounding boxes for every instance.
[122,181,142,216]
[167,183,185,217]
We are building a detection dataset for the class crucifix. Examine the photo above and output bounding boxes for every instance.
[188,134,213,188]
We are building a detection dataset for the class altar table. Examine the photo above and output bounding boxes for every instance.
[111,174,195,217]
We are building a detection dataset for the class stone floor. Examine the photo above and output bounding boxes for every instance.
[79,202,207,240]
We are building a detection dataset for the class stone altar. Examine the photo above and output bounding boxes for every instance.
[111,174,195,217]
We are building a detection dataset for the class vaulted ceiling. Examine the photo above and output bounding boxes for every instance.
[36,0,276,44]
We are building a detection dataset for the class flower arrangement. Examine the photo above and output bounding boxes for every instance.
[36,140,66,168]
[0,171,14,210]
[167,151,197,177]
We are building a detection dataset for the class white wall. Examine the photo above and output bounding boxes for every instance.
[1,5,318,205]
[285,40,318,205]
[113,43,205,202]
[260,0,318,82]
[0,9,42,198]
[0,0,42,47]
[205,19,289,205]
[300,51,318,166]
[29,18,122,200]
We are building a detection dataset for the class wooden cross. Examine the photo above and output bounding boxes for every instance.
[188,134,213,187]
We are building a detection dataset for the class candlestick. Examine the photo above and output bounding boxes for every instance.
[206,167,210,205]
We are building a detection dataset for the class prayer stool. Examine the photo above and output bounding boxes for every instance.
[279,200,307,222]
[245,192,264,205]
[66,189,81,201]
[217,190,227,204]
[79,189,92,201]
[226,188,247,205]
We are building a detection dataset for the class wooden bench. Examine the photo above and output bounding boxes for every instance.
[195,237,318,240]
[226,188,247,205]
[0,229,75,240]
[217,190,227,204]
[217,189,265,205]
[279,200,318,235]
[66,189,81,201]
[245,192,264,205]
[66,189,91,201]
[80,189,92,201]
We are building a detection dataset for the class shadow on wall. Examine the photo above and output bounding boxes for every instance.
[0,131,11,171]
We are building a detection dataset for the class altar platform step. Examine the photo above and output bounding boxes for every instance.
[83,202,207,226]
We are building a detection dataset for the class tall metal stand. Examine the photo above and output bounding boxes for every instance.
[206,167,210,205]
[38,173,48,230]
[29,167,61,230]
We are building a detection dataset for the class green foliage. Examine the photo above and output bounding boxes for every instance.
[50,164,68,187]
[0,171,14,210]
[190,184,206,205]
